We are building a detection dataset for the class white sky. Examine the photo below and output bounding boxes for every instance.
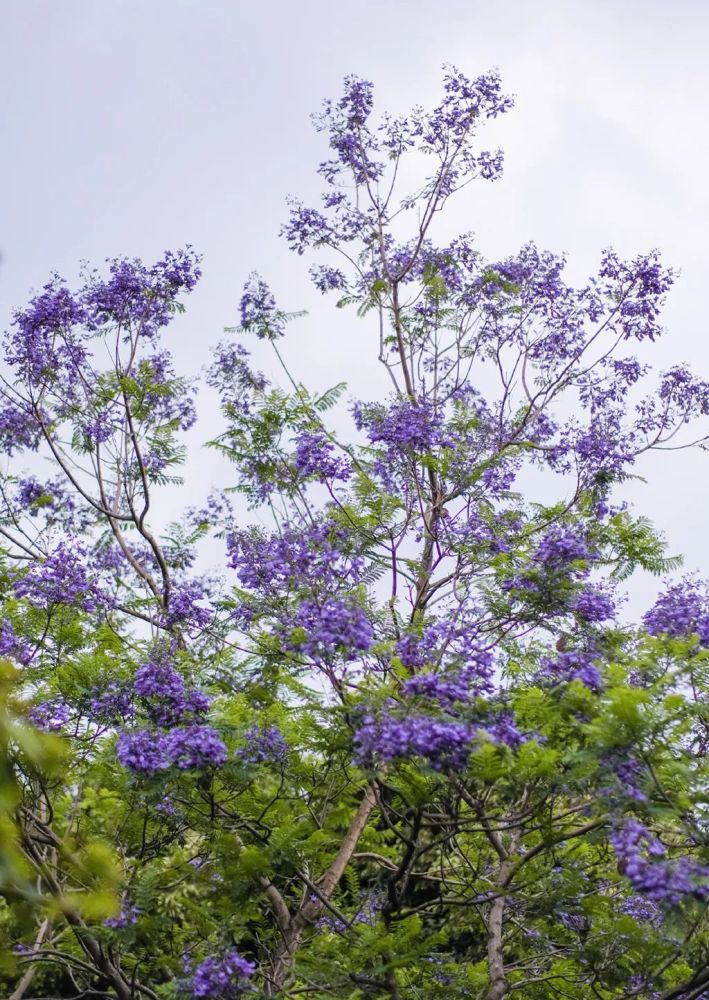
[2,0,708,615]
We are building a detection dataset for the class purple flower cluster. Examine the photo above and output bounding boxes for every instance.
[137,350,197,432]
[534,528,591,569]
[286,598,373,661]
[116,724,227,774]
[13,542,110,612]
[133,647,210,726]
[88,681,133,724]
[164,581,213,631]
[597,249,674,343]
[294,431,352,482]
[0,620,32,665]
[643,578,709,647]
[315,75,383,187]
[0,402,42,455]
[28,699,71,733]
[7,277,87,383]
[354,398,446,455]
[239,273,285,339]
[227,523,363,599]
[236,724,288,765]
[571,587,616,623]
[397,622,495,698]
[355,709,474,770]
[191,950,256,999]
[619,895,661,925]
[611,819,709,905]
[82,248,201,339]
[541,650,603,692]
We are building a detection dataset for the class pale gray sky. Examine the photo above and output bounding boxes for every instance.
[2,0,708,613]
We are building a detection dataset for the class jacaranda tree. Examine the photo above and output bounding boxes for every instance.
[1,66,708,1000]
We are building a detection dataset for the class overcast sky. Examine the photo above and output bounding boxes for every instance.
[2,0,708,614]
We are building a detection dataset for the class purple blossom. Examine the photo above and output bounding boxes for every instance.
[309,264,347,293]
[643,578,709,647]
[6,278,86,382]
[0,402,42,454]
[191,950,256,998]
[168,725,228,770]
[355,709,475,770]
[534,528,591,568]
[82,248,201,338]
[133,647,211,725]
[487,712,525,749]
[28,699,71,733]
[239,273,285,339]
[597,249,674,342]
[571,587,616,623]
[13,543,110,612]
[611,819,709,905]
[541,650,603,692]
[281,203,335,255]
[354,398,446,454]
[294,431,351,482]
[116,729,173,773]
[165,581,213,630]
[620,895,661,924]
[88,681,133,724]
[228,523,363,598]
[117,725,227,773]
[236,724,288,765]
[0,620,32,665]
[286,598,373,660]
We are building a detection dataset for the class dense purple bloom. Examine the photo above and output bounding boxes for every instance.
[28,699,71,733]
[397,622,495,697]
[0,620,32,665]
[286,598,373,660]
[117,725,226,773]
[487,712,525,749]
[164,581,213,630]
[168,725,228,770]
[116,730,173,773]
[0,402,42,454]
[611,819,709,905]
[541,650,603,692]
[7,278,86,382]
[643,578,709,647]
[89,681,134,724]
[571,587,616,622]
[239,273,285,339]
[236,725,288,765]
[354,398,446,454]
[133,647,211,725]
[620,895,661,924]
[355,709,475,770]
[597,249,674,342]
[82,249,201,338]
[13,543,109,612]
[17,477,51,508]
[191,950,255,998]
[294,431,351,482]
[534,528,590,569]
[228,523,363,598]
